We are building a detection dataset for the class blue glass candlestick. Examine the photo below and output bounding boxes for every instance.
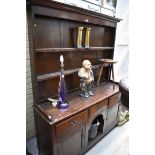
[56,55,69,109]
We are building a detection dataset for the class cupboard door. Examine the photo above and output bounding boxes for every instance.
[104,102,119,133]
[56,126,85,155]
[108,93,120,107]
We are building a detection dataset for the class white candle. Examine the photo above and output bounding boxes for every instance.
[60,55,64,66]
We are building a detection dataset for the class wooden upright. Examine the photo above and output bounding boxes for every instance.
[27,0,121,154]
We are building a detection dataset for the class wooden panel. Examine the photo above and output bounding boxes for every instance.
[82,51,97,65]
[36,51,84,75]
[38,78,59,100]
[104,102,119,134]
[56,126,85,155]
[34,15,60,48]
[60,20,82,48]
[36,52,74,75]
[56,110,88,136]
[109,28,116,47]
[89,99,108,116]
[59,20,113,48]
[108,92,120,107]
[89,25,105,47]
[37,73,80,100]
[65,73,80,92]
[33,108,53,155]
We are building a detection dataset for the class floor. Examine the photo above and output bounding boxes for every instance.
[85,122,129,155]
[26,122,129,155]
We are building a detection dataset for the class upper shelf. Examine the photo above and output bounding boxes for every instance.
[35,47,114,53]
[37,64,100,82]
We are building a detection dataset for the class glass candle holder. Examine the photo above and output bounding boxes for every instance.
[56,55,69,110]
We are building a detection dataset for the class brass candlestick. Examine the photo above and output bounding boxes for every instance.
[77,27,83,48]
[85,27,91,47]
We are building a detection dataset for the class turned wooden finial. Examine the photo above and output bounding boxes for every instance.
[85,27,91,47]
[77,27,84,48]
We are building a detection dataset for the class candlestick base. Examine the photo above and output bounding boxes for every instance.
[77,45,83,48]
[56,101,69,109]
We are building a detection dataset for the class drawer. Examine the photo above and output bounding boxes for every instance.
[108,93,120,107]
[90,99,108,116]
[56,110,88,136]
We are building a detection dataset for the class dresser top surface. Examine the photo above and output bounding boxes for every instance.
[34,82,119,125]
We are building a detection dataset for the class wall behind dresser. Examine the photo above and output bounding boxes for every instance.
[26,20,35,139]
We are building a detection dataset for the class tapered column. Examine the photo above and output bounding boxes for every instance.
[85,27,91,47]
[77,27,84,48]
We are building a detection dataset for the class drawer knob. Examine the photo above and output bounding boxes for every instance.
[71,120,78,126]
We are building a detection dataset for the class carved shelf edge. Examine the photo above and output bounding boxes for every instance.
[37,65,100,82]
[35,47,114,53]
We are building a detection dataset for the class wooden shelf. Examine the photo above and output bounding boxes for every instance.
[37,65,100,82]
[36,47,114,53]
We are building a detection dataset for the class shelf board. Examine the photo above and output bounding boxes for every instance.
[37,65,100,82]
[36,47,114,53]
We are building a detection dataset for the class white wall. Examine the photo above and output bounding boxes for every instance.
[54,0,116,16]
[26,20,35,139]
[113,0,129,82]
